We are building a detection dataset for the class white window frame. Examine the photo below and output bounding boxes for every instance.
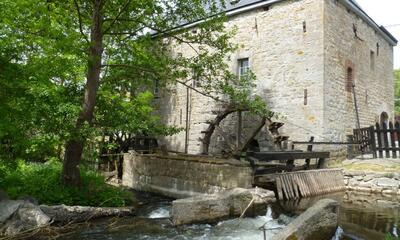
[237,58,250,78]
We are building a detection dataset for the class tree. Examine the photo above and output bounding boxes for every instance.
[1,0,271,186]
[395,69,400,114]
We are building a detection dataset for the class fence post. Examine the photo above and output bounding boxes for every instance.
[382,122,390,158]
[389,122,397,158]
[347,135,354,159]
[369,126,377,158]
[376,123,383,158]
[305,136,314,169]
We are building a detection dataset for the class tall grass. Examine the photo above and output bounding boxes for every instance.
[0,159,131,207]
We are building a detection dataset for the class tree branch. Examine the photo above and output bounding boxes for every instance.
[175,79,225,103]
[103,0,132,34]
[73,0,90,44]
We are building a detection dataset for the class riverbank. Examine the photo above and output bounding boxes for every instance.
[330,156,400,195]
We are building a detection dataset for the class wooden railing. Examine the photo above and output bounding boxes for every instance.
[353,122,400,158]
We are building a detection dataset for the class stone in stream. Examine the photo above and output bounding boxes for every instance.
[0,200,51,236]
[271,199,339,240]
[171,187,275,225]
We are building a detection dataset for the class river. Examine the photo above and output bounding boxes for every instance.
[63,190,400,240]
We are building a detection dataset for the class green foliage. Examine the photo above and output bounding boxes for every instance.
[395,69,400,114]
[0,0,271,169]
[0,160,131,207]
[386,234,399,240]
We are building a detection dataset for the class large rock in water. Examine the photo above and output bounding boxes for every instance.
[171,187,275,225]
[271,199,339,240]
[0,200,51,236]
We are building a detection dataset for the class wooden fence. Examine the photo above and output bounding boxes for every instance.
[353,121,400,158]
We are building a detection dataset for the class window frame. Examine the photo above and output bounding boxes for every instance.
[237,58,250,79]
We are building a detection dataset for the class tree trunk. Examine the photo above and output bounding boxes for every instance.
[61,0,104,186]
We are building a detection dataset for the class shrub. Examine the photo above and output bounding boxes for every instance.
[0,159,131,207]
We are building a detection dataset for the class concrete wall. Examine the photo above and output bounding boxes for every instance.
[323,0,395,147]
[122,152,253,198]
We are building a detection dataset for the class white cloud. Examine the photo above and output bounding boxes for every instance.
[356,0,400,69]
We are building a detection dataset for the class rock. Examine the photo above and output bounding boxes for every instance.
[271,199,339,240]
[171,188,275,225]
[0,200,23,223]
[358,180,373,188]
[375,178,400,188]
[363,175,374,182]
[1,201,50,236]
[40,205,135,223]
[354,175,364,181]
[348,178,359,187]
[277,214,294,225]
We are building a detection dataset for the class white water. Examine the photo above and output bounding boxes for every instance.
[148,207,170,218]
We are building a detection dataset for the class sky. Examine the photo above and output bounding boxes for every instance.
[356,0,400,69]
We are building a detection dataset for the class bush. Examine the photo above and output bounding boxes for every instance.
[0,159,131,207]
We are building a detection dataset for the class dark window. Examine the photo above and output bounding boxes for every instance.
[346,67,354,92]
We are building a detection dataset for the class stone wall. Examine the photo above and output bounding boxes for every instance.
[122,152,253,198]
[344,171,400,195]
[323,0,395,149]
[156,0,325,154]
[155,0,395,155]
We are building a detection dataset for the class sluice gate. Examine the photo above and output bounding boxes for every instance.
[248,151,345,200]
[272,169,344,200]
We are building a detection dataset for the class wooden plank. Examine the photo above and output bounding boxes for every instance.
[317,158,325,169]
[389,122,397,158]
[296,173,305,197]
[304,173,312,197]
[369,126,378,158]
[249,151,330,161]
[292,174,299,199]
[396,122,400,154]
[275,176,283,200]
[281,176,289,200]
[382,122,390,158]
[376,123,383,158]
[305,136,314,169]
[284,174,294,200]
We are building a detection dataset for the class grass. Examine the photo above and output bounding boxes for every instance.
[329,161,400,173]
[0,159,133,207]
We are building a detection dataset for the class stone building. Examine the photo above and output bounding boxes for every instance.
[155,0,397,155]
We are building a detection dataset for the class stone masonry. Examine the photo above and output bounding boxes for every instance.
[155,0,396,155]
[122,152,253,198]
[344,170,400,195]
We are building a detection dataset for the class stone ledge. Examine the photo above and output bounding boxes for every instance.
[271,199,339,240]
[171,188,275,225]
[127,152,251,167]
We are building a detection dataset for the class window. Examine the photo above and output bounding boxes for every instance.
[346,67,354,92]
[370,50,375,71]
[192,71,202,88]
[238,58,250,78]
[153,79,160,98]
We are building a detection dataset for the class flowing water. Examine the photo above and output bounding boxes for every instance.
[64,191,400,240]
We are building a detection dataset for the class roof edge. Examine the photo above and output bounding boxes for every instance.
[153,0,398,46]
[343,0,397,46]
